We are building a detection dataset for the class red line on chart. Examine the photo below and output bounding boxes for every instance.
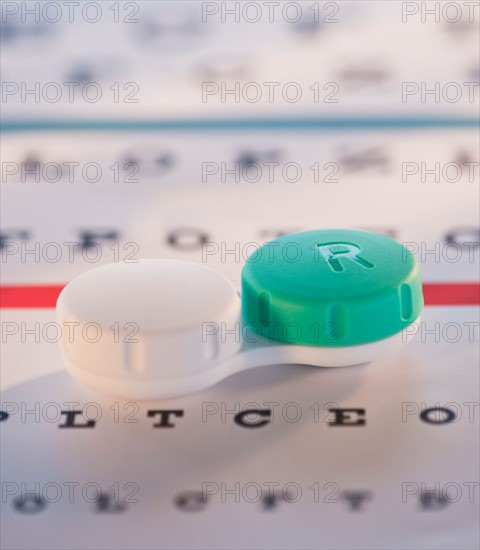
[422,283,480,306]
[0,283,479,309]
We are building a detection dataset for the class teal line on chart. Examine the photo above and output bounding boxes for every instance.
[1,118,479,133]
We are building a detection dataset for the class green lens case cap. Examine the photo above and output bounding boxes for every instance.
[241,229,423,347]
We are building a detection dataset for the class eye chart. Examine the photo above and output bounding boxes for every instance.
[1,2,479,549]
